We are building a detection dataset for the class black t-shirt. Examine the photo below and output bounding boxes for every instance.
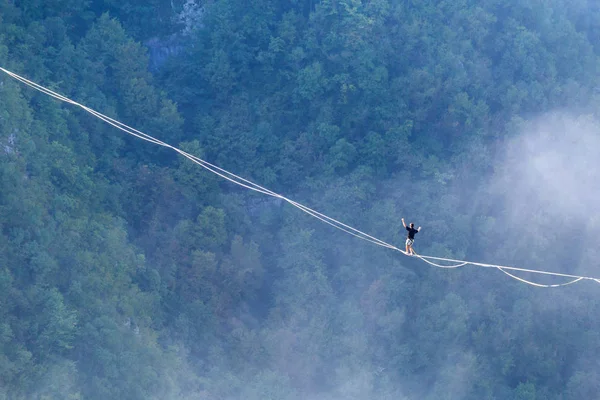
[406,226,418,239]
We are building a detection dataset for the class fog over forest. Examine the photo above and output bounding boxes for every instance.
[2,0,600,399]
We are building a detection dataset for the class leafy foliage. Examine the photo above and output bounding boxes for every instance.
[2,0,600,399]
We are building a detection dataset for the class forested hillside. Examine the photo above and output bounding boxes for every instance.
[2,0,600,399]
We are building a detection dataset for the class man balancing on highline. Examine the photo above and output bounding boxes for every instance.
[402,218,421,256]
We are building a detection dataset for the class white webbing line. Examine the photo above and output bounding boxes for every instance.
[0,68,278,196]
[284,198,398,249]
[417,253,600,287]
[82,110,397,248]
[496,268,583,288]
[2,66,598,288]
[414,254,468,269]
[412,255,583,289]
[417,253,594,280]
[0,67,399,249]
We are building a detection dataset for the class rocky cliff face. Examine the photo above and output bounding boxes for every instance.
[146,35,184,71]
[145,0,207,70]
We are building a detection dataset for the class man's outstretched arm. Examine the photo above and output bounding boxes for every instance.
[401,218,407,228]
[417,226,421,231]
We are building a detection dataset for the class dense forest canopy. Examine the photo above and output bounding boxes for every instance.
[2,0,600,399]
